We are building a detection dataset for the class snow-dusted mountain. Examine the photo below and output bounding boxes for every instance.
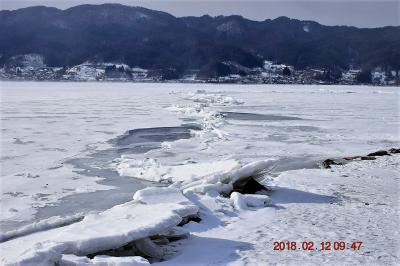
[1,4,399,74]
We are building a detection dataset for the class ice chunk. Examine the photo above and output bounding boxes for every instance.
[117,158,240,183]
[133,187,193,206]
[135,237,164,259]
[61,254,150,265]
[119,159,275,196]
[0,213,85,242]
[175,160,276,195]
[1,188,198,266]
[230,192,270,210]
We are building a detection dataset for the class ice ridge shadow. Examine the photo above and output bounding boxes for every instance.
[270,187,338,204]
[184,193,224,233]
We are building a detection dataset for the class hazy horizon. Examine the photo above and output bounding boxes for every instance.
[1,1,399,28]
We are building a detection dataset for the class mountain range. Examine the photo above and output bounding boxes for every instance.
[1,4,399,74]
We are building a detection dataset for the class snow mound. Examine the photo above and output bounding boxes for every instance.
[188,92,243,106]
[1,189,198,266]
[230,192,270,210]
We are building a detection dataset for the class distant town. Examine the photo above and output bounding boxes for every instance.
[1,54,398,86]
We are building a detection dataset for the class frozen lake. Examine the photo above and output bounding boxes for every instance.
[1,82,399,233]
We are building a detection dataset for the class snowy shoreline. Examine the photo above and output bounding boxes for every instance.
[1,152,399,265]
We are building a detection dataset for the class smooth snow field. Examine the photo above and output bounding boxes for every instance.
[1,82,399,265]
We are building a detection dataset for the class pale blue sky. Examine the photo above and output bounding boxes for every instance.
[1,0,398,28]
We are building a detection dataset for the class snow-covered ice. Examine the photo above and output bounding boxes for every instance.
[1,82,184,229]
[1,82,399,265]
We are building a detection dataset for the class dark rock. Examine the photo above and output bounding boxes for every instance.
[178,214,201,226]
[389,148,400,154]
[232,177,269,195]
[360,156,376,160]
[151,236,170,245]
[153,227,189,242]
[343,156,362,161]
[321,159,342,169]
[87,241,139,259]
[367,150,390,156]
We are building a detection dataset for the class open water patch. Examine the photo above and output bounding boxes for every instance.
[220,112,303,121]
[109,125,201,153]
